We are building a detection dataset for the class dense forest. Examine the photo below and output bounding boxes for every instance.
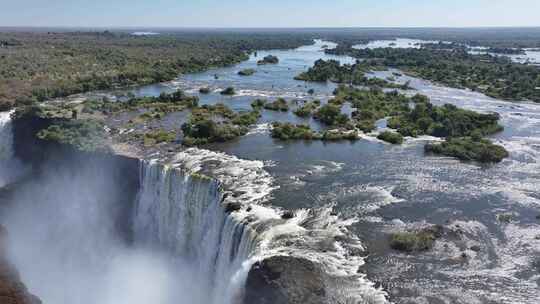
[295,59,410,89]
[4,28,540,110]
[327,45,540,102]
[0,30,312,110]
[313,27,540,48]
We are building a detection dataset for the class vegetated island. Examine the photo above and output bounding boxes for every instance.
[13,82,509,164]
[294,59,411,90]
[257,55,279,65]
[326,44,540,102]
[264,79,508,163]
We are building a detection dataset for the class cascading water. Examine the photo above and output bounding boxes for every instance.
[133,159,256,304]
[0,111,13,160]
[0,111,25,187]
[135,148,389,304]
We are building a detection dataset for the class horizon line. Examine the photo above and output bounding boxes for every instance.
[1,25,540,31]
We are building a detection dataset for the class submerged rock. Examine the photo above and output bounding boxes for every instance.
[243,256,326,304]
[281,211,295,219]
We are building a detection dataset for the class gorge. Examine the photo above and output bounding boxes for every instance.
[0,36,539,304]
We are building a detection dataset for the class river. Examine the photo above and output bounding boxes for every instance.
[165,39,540,303]
[6,39,540,303]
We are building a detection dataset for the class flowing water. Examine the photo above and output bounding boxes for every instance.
[353,38,540,65]
[160,40,539,303]
[0,111,26,187]
[1,39,540,303]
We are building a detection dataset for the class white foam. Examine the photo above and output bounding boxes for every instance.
[246,123,271,136]
[0,111,27,187]
[149,147,389,303]
[321,184,405,215]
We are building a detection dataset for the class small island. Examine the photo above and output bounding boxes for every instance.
[199,87,211,94]
[271,122,358,141]
[425,136,509,163]
[238,69,256,76]
[295,59,410,89]
[377,131,404,144]
[261,98,289,112]
[220,87,236,95]
[257,55,279,65]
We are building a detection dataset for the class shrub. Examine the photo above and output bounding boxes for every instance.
[357,120,376,133]
[322,129,359,141]
[199,87,211,94]
[425,137,509,163]
[220,87,236,95]
[293,100,319,117]
[143,130,176,146]
[37,119,109,152]
[271,122,319,140]
[231,110,261,126]
[389,228,440,252]
[314,104,348,126]
[264,98,289,112]
[251,99,267,109]
[377,131,404,144]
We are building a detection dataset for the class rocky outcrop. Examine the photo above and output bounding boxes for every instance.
[0,225,41,304]
[243,256,327,304]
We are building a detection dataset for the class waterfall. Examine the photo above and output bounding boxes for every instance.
[0,111,14,162]
[133,148,390,304]
[133,160,256,304]
[0,111,25,187]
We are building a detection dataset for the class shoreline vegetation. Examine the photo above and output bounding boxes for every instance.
[0,31,312,110]
[18,83,509,163]
[266,79,508,162]
[326,44,540,102]
[294,59,411,90]
[5,30,519,163]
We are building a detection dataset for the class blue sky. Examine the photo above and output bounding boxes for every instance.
[2,0,540,27]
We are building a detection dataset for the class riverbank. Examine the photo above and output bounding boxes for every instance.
[2,37,540,304]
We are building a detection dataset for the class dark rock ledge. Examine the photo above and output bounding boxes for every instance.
[243,256,327,304]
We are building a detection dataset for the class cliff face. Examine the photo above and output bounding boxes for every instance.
[0,225,41,304]
[0,110,141,304]
[9,110,141,243]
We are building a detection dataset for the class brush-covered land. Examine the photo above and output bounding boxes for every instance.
[327,44,540,102]
[0,31,312,110]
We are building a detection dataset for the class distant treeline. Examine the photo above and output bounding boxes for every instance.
[327,45,540,102]
[0,31,313,110]
[315,27,540,48]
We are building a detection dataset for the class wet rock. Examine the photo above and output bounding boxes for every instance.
[424,224,444,238]
[389,225,443,252]
[0,225,41,304]
[224,202,242,213]
[470,245,481,252]
[281,211,295,220]
[232,190,247,198]
[532,258,540,272]
[496,213,514,223]
[243,256,326,304]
